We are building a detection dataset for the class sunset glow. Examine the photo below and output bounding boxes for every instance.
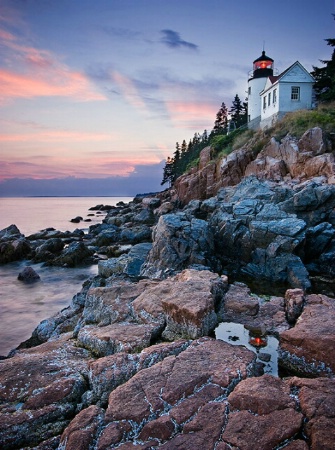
[0,0,333,195]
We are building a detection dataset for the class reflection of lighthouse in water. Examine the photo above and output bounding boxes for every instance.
[248,330,268,349]
[215,322,279,376]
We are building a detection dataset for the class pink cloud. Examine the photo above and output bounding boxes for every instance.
[163,100,218,131]
[0,24,106,103]
[0,68,106,103]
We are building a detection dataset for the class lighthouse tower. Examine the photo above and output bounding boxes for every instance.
[247,50,274,129]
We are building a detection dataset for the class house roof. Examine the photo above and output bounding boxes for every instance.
[260,61,314,94]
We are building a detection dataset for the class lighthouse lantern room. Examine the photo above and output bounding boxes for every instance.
[252,50,274,78]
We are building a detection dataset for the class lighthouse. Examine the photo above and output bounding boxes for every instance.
[247,50,274,128]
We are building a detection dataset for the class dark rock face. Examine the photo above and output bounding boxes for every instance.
[17,265,40,283]
[98,242,152,278]
[0,224,31,263]
[141,176,335,293]
[141,212,215,278]
[51,241,94,267]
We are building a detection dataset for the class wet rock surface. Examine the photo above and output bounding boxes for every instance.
[1,128,335,449]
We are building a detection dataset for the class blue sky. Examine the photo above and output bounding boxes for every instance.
[0,0,334,196]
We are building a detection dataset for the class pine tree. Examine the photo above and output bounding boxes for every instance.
[181,139,187,156]
[212,102,228,135]
[311,15,335,102]
[201,129,209,144]
[229,94,247,128]
[173,143,181,178]
[161,156,175,187]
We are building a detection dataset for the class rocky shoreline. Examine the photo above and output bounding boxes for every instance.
[1,127,335,449]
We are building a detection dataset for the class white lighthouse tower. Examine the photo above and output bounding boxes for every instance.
[247,50,274,129]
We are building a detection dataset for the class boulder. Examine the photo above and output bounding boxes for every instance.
[17,265,40,283]
[284,288,305,323]
[51,241,94,267]
[33,237,64,262]
[0,238,31,263]
[219,282,288,334]
[279,293,335,376]
[173,128,335,206]
[222,374,303,450]
[81,279,150,327]
[77,322,160,357]
[119,224,152,244]
[227,374,295,414]
[98,242,152,279]
[140,213,215,278]
[223,283,259,317]
[70,216,83,223]
[133,269,228,340]
[59,405,105,450]
[0,224,23,240]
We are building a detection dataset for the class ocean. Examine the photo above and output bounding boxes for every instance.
[0,196,133,356]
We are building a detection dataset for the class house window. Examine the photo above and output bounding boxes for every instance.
[268,93,271,106]
[248,86,251,95]
[273,89,277,103]
[263,96,266,109]
[291,86,300,101]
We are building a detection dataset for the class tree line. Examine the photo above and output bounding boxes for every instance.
[161,94,247,186]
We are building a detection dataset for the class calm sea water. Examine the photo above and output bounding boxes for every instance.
[0,197,132,356]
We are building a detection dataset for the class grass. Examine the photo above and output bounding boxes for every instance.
[267,103,335,141]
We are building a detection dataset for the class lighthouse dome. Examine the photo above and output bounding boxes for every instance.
[252,50,274,78]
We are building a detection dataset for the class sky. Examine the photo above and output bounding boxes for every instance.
[0,0,334,197]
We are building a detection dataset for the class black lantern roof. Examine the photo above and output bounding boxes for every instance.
[253,50,274,64]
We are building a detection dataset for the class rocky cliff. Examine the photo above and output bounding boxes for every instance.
[174,127,335,204]
[1,126,335,449]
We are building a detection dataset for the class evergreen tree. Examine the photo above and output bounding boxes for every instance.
[312,51,335,102]
[192,132,201,146]
[201,129,209,144]
[174,142,181,163]
[312,18,335,103]
[173,143,181,178]
[161,156,175,187]
[229,94,247,128]
[181,139,187,156]
[212,102,228,135]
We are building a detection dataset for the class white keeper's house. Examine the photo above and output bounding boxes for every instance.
[247,51,315,130]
